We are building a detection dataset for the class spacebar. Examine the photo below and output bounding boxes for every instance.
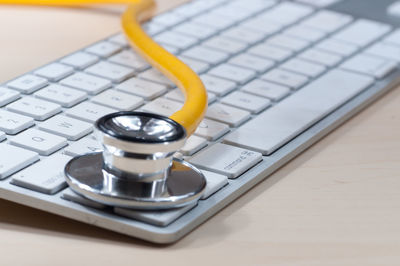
[224,69,374,155]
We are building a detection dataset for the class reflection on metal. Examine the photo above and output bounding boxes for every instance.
[64,112,206,210]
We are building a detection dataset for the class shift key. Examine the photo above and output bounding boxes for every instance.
[12,153,72,194]
[189,143,262,179]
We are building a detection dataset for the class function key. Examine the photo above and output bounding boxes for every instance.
[85,41,122,58]
[61,52,99,70]
[34,63,74,82]
[7,74,48,94]
[0,87,20,106]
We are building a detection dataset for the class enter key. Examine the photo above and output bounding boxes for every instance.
[189,143,262,179]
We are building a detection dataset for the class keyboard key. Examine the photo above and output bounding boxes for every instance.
[142,22,165,36]
[0,144,39,179]
[241,79,291,101]
[257,2,314,26]
[266,34,310,52]
[108,34,129,47]
[155,31,197,50]
[298,48,342,67]
[190,143,263,179]
[364,42,400,62]
[248,44,293,62]
[138,69,175,87]
[173,0,221,17]
[63,135,103,157]
[115,77,167,100]
[206,103,251,127]
[114,203,197,227]
[65,102,116,123]
[7,74,48,94]
[202,36,247,54]
[280,58,326,78]
[208,64,256,84]
[162,45,179,55]
[262,69,308,89]
[85,61,135,83]
[91,90,144,111]
[240,18,282,35]
[10,128,67,156]
[284,25,326,42]
[388,1,400,18]
[224,69,374,155]
[62,188,106,209]
[108,51,149,71]
[38,115,93,141]
[180,135,207,156]
[0,87,20,107]
[221,25,266,44]
[192,12,234,30]
[332,19,391,47]
[34,63,74,82]
[238,17,283,36]
[383,29,400,46]
[296,0,342,7]
[179,56,210,74]
[213,3,259,22]
[200,170,228,199]
[228,53,275,73]
[60,52,99,70]
[0,110,34,134]
[339,54,397,79]
[34,84,87,107]
[173,21,216,40]
[316,38,358,57]
[182,46,229,65]
[301,10,352,33]
[12,154,72,194]
[200,74,236,96]
[194,119,230,141]
[141,98,182,116]
[7,97,61,121]
[85,41,122,57]
[151,12,186,27]
[230,0,276,11]
[164,89,216,104]
[221,91,271,114]
[60,72,111,95]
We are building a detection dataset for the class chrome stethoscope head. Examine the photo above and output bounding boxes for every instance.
[64,111,206,210]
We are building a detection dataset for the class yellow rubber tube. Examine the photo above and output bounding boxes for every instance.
[2,0,207,136]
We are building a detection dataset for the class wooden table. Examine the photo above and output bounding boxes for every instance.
[0,1,399,265]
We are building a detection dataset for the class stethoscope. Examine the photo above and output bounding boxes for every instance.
[6,0,208,210]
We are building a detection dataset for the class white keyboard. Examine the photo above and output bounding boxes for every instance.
[1,0,400,243]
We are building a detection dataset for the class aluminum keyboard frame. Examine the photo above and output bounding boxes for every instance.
[0,0,400,243]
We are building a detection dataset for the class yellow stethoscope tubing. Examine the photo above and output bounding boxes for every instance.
[3,0,207,136]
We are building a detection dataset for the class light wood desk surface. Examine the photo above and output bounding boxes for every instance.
[0,1,400,265]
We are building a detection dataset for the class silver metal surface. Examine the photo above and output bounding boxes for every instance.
[64,153,206,209]
[64,112,206,209]
[96,112,187,179]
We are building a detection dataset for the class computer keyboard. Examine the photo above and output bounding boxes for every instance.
[1,0,400,243]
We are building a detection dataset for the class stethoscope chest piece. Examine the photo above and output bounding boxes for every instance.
[64,111,206,210]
